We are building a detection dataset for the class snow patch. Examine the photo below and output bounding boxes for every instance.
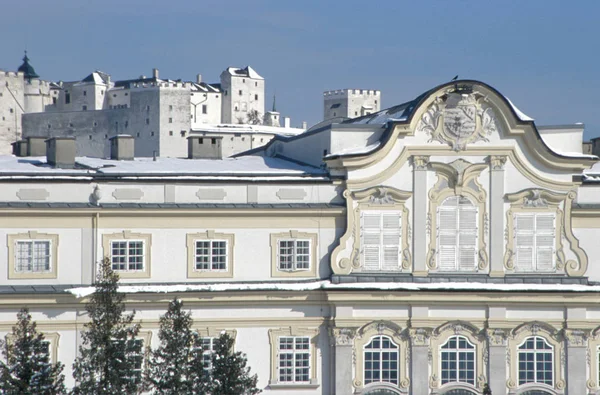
[506,97,534,122]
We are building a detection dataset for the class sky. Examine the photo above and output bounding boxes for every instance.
[2,0,599,138]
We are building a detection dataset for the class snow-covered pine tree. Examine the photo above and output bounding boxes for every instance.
[0,308,66,395]
[210,332,261,395]
[145,299,208,394]
[71,258,142,395]
[246,109,263,125]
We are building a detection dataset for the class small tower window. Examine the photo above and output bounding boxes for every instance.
[238,90,242,96]
[83,90,87,96]
[254,94,258,101]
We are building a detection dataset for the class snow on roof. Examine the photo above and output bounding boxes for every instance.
[326,142,381,158]
[191,123,305,136]
[0,155,326,179]
[226,66,263,80]
[66,280,600,298]
[346,101,414,125]
[506,97,534,121]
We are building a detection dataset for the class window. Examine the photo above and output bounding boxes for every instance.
[180,130,186,137]
[211,138,216,144]
[514,213,555,272]
[103,232,152,279]
[254,94,258,101]
[15,240,51,273]
[151,131,155,137]
[169,131,173,136]
[187,232,234,278]
[113,338,144,385]
[82,105,87,111]
[202,104,207,114]
[242,102,247,112]
[440,336,476,385]
[200,337,215,375]
[83,90,87,96]
[194,240,228,271]
[169,105,173,111]
[278,337,310,383]
[364,336,399,385]
[361,211,401,271]
[8,232,59,279]
[238,90,242,96]
[255,82,258,87]
[88,135,92,140]
[146,105,150,112]
[437,196,478,271]
[278,240,310,271]
[110,240,145,272]
[65,93,70,104]
[145,118,150,125]
[270,232,317,278]
[518,336,553,386]
[169,117,173,123]
[242,78,245,83]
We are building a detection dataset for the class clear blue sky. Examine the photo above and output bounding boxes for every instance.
[3,0,599,138]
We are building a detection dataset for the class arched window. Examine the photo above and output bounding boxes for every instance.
[437,196,478,271]
[520,391,553,395]
[443,390,477,395]
[518,336,553,386]
[440,335,476,385]
[364,335,399,385]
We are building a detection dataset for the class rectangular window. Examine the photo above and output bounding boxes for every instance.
[82,105,87,111]
[361,211,401,271]
[278,240,310,271]
[110,240,145,272]
[254,94,258,101]
[145,118,150,125]
[438,196,478,271]
[83,90,87,96]
[515,213,555,272]
[15,240,51,273]
[278,337,310,383]
[202,104,207,114]
[168,118,173,123]
[113,338,144,384]
[238,90,242,96]
[65,93,70,104]
[195,240,228,271]
[201,337,215,375]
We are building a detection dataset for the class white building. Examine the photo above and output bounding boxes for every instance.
[323,89,381,121]
[219,66,265,124]
[2,80,600,395]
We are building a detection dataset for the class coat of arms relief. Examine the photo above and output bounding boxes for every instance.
[416,91,501,151]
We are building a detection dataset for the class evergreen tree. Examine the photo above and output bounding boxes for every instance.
[0,308,66,395]
[210,332,261,395]
[145,299,208,394]
[71,258,142,395]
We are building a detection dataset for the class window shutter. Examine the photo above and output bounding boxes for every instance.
[438,205,458,271]
[515,214,535,272]
[458,204,478,271]
[362,213,381,270]
[381,212,401,270]
[535,214,555,271]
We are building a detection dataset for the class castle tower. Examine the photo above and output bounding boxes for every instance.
[18,52,52,114]
[17,51,39,80]
[323,89,381,121]
[220,66,265,124]
[263,94,280,127]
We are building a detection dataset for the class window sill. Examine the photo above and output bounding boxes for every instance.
[268,381,320,390]
[9,271,57,280]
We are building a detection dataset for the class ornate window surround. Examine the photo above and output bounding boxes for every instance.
[429,321,486,393]
[5,331,61,364]
[102,231,152,279]
[506,322,565,393]
[344,187,412,273]
[353,321,410,393]
[186,231,235,278]
[267,326,319,389]
[7,231,59,279]
[270,231,318,278]
[426,160,489,272]
[503,189,587,277]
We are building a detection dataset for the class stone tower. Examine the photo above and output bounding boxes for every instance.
[323,89,381,121]
[220,66,265,124]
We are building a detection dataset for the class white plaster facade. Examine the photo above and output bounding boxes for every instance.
[220,66,265,124]
[324,89,381,121]
[2,80,600,394]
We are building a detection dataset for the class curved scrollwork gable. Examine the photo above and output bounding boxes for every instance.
[504,188,587,277]
[332,186,412,275]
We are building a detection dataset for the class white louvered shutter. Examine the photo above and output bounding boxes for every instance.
[438,198,458,271]
[515,214,535,272]
[362,212,381,270]
[382,212,401,270]
[535,214,555,271]
[458,198,478,271]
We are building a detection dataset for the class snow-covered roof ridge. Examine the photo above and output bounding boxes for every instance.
[505,97,534,122]
[66,280,600,298]
[226,66,263,80]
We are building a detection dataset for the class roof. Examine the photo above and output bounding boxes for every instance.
[225,66,263,80]
[191,82,221,93]
[17,52,39,79]
[0,155,328,180]
[81,71,110,84]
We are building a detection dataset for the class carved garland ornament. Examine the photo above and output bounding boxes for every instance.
[416,91,502,151]
[587,327,600,391]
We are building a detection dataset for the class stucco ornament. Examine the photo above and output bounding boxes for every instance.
[330,327,357,346]
[416,90,501,151]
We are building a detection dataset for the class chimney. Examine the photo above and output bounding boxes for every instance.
[302,121,307,129]
[11,140,27,157]
[188,135,223,159]
[110,135,135,160]
[196,74,202,84]
[152,68,159,79]
[46,137,76,168]
[284,117,291,128]
[26,136,47,156]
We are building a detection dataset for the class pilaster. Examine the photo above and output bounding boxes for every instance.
[330,327,356,395]
[412,156,429,276]
[486,328,508,395]
[564,329,588,395]
[409,327,431,394]
[488,155,506,277]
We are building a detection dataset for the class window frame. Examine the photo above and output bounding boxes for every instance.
[439,335,476,386]
[363,335,400,386]
[186,231,234,278]
[517,336,554,387]
[436,195,479,272]
[7,232,59,279]
[102,231,152,279]
[109,240,146,273]
[270,231,318,278]
[268,327,319,389]
[277,336,311,384]
[513,212,557,273]
[360,210,402,272]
